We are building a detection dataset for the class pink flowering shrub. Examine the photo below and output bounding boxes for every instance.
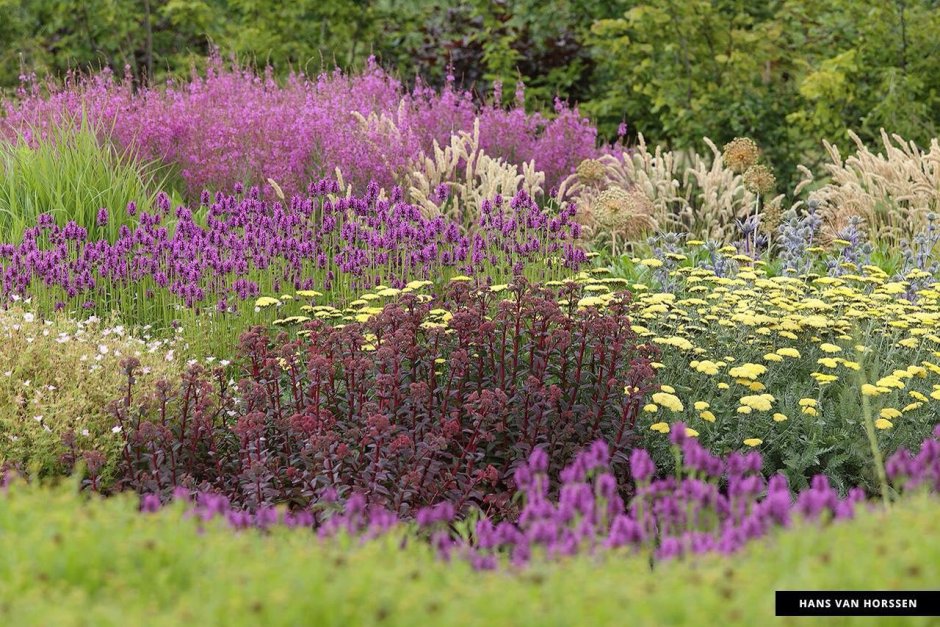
[2,57,598,197]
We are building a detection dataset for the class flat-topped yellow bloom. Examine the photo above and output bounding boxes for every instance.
[739,393,774,411]
[743,438,763,447]
[728,363,766,379]
[651,392,684,412]
[650,422,670,433]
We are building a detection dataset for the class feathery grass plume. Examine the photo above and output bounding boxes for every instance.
[558,135,776,244]
[811,129,940,247]
[405,118,545,226]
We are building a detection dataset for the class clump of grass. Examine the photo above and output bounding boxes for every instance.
[0,116,174,241]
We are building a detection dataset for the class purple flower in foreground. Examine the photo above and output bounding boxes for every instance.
[130,429,940,572]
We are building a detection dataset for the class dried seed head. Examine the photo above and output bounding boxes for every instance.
[759,196,783,235]
[723,137,760,173]
[592,188,656,239]
[575,158,607,187]
[743,165,776,194]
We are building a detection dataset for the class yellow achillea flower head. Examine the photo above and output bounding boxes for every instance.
[773,413,788,422]
[728,363,767,379]
[743,438,763,447]
[879,408,902,419]
[650,422,670,433]
[691,359,721,375]
[739,394,774,411]
[874,418,894,430]
[651,392,684,412]
[694,401,710,411]
[699,410,716,422]
[862,384,889,397]
[875,375,905,389]
[643,404,658,413]
[819,343,842,353]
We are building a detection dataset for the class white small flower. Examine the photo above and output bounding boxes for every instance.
[165,350,175,362]
[141,366,151,375]
[43,425,51,432]
[81,429,90,437]
[22,312,34,323]
[11,294,20,302]
[3,371,11,377]
[23,379,30,387]
[187,359,197,367]
[220,360,231,367]
[33,415,43,422]
[98,344,109,354]
[206,356,216,363]
[111,425,122,434]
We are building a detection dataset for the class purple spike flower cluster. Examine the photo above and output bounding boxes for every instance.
[2,56,598,196]
[0,184,585,318]
[140,424,940,570]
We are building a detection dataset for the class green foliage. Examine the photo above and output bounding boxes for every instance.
[587,0,940,190]
[0,119,173,241]
[4,1,937,189]
[0,483,938,625]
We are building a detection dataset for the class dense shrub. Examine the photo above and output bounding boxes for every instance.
[108,281,657,516]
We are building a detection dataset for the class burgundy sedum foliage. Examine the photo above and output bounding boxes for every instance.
[109,280,658,517]
[140,425,940,570]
